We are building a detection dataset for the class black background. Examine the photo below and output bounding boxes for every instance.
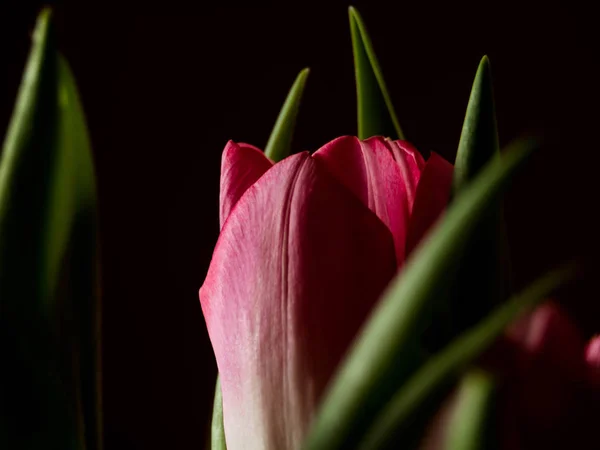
[1,1,598,448]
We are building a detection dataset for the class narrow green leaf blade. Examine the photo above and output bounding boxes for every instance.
[0,9,101,450]
[453,56,500,192]
[56,54,103,450]
[304,138,536,450]
[349,7,404,140]
[444,370,496,450]
[0,10,70,448]
[264,68,310,162]
[358,264,575,449]
[211,376,227,450]
[436,56,508,351]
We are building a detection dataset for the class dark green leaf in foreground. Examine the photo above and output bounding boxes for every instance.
[264,68,310,162]
[358,264,574,449]
[349,7,404,140]
[304,138,536,450]
[0,9,101,450]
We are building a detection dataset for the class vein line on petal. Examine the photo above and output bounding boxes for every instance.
[359,139,375,210]
[278,153,310,449]
[388,139,417,207]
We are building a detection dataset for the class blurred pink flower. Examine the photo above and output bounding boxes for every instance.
[423,302,599,450]
[585,335,600,371]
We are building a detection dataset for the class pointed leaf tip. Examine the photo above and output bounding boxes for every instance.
[264,67,310,162]
[453,55,499,192]
[36,7,52,27]
[349,7,404,141]
[444,54,507,352]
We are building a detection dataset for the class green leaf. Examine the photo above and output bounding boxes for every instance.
[0,9,101,450]
[453,56,500,192]
[304,138,536,450]
[444,370,496,450]
[434,56,508,351]
[349,6,404,140]
[211,376,227,450]
[357,264,574,449]
[264,68,310,162]
[56,53,103,450]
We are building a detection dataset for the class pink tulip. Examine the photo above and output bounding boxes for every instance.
[200,136,453,449]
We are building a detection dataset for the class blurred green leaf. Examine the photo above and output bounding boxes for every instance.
[349,7,404,140]
[56,53,103,450]
[358,264,574,449]
[0,9,101,450]
[304,138,536,450]
[211,376,227,450]
[264,68,310,162]
[444,370,496,450]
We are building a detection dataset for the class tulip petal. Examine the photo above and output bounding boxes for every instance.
[479,303,599,449]
[405,152,453,256]
[201,152,397,450]
[387,140,426,202]
[219,141,272,227]
[498,302,587,439]
[506,302,585,376]
[585,336,600,390]
[313,136,422,262]
[586,336,600,369]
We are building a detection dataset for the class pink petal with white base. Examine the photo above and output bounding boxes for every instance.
[200,152,396,450]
